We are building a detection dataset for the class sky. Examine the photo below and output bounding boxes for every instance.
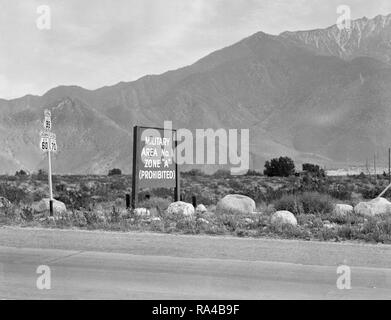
[1,0,391,100]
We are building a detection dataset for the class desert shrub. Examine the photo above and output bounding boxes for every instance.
[328,184,352,201]
[32,190,47,202]
[319,227,338,241]
[359,216,391,243]
[110,206,120,223]
[109,180,127,191]
[298,174,328,193]
[270,223,309,239]
[0,183,27,204]
[297,214,323,228]
[337,225,355,239]
[57,190,90,210]
[300,192,334,215]
[274,192,333,215]
[83,211,100,225]
[183,169,205,177]
[264,157,295,177]
[302,163,325,177]
[15,170,28,177]
[55,183,66,192]
[36,169,48,181]
[361,185,384,199]
[212,169,231,178]
[227,179,244,191]
[358,172,366,179]
[20,206,34,222]
[245,170,262,176]
[218,214,241,232]
[138,197,171,213]
[274,194,302,215]
[108,168,122,176]
[255,187,288,205]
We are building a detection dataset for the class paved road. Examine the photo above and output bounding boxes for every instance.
[0,227,390,299]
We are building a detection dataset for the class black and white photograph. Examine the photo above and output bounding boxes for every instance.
[1,0,391,307]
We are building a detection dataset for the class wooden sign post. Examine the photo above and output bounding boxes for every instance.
[131,126,179,209]
[40,110,57,216]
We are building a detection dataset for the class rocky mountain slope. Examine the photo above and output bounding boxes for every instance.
[1,14,391,174]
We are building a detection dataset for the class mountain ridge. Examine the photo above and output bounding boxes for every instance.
[1,14,391,174]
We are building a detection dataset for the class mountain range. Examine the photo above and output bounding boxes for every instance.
[1,14,391,174]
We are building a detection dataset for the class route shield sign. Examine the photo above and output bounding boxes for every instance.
[44,109,51,130]
[40,137,49,151]
[50,139,57,152]
[44,117,51,130]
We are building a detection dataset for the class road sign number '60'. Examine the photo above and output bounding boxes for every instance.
[40,138,49,151]
[40,138,57,152]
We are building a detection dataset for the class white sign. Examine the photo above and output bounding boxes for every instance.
[40,131,56,139]
[49,139,57,152]
[40,137,49,151]
[44,117,51,130]
[43,109,51,130]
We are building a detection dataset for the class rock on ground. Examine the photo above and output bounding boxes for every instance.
[244,218,254,224]
[196,204,207,214]
[216,194,256,215]
[354,197,391,217]
[271,211,297,227]
[197,217,209,224]
[334,204,353,216]
[134,208,150,217]
[31,198,67,215]
[323,222,336,229]
[167,201,195,217]
[0,197,12,209]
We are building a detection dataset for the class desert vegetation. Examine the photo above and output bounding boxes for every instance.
[1,164,391,244]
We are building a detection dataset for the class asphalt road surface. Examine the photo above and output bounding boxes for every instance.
[0,226,390,299]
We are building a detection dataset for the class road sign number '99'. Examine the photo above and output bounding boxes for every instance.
[44,118,51,130]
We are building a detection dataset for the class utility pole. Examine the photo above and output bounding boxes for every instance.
[40,110,57,216]
[374,153,377,181]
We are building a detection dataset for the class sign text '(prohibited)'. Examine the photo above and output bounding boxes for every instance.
[137,128,176,189]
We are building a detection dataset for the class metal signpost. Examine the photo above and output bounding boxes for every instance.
[131,126,179,209]
[40,110,57,216]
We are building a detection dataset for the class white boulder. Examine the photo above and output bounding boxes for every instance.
[323,222,335,229]
[134,208,150,217]
[167,201,195,217]
[197,217,209,224]
[244,218,254,224]
[271,210,297,227]
[31,198,67,215]
[216,194,256,215]
[196,204,207,214]
[354,197,391,217]
[334,204,353,216]
[0,197,12,209]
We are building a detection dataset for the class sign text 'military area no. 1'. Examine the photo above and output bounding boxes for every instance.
[136,126,177,189]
